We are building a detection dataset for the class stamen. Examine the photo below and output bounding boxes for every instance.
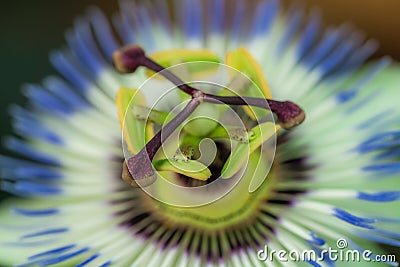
[173,145,195,162]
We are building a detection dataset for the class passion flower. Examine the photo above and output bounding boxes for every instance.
[0,0,399,266]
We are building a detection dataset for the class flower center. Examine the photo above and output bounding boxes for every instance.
[113,45,305,194]
[110,46,309,256]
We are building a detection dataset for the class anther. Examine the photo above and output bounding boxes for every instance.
[267,100,305,130]
[112,45,145,73]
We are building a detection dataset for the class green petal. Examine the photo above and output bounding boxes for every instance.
[248,150,273,193]
[208,125,249,143]
[221,122,278,179]
[153,158,212,181]
[131,105,171,125]
[115,88,154,154]
[226,47,272,120]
